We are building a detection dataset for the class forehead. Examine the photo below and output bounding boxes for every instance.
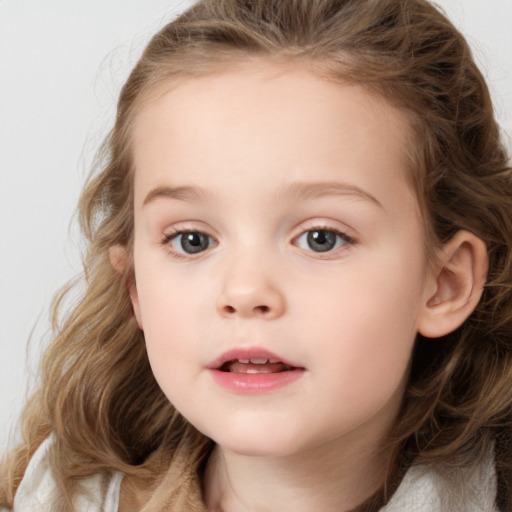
[130,60,416,210]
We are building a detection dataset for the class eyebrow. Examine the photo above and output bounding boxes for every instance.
[143,185,211,206]
[142,181,382,208]
[281,181,383,208]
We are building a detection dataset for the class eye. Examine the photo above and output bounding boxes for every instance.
[165,231,216,255]
[295,228,351,253]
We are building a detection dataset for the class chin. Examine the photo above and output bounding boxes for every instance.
[188,409,311,458]
[225,444,293,458]
[212,430,305,458]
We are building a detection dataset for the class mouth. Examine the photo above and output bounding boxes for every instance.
[218,358,296,374]
[207,347,302,373]
[206,348,304,393]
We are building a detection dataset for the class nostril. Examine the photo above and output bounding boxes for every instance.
[255,305,270,314]
[223,305,236,314]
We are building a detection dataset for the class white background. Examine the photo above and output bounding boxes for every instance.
[1,0,511,451]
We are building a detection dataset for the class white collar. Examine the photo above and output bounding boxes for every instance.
[382,449,498,512]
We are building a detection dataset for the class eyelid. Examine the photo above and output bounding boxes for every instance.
[161,219,219,244]
[290,222,357,256]
[163,227,213,241]
[291,219,357,242]
[294,228,354,246]
[161,227,218,258]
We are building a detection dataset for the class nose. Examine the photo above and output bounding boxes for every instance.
[216,260,286,320]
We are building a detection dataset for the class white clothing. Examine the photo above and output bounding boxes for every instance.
[2,437,122,512]
[1,436,499,511]
[381,450,498,511]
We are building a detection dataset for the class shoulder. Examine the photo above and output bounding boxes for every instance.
[382,448,499,512]
[6,436,123,512]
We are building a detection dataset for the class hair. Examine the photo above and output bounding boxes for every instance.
[2,0,512,510]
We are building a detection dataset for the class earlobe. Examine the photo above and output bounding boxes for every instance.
[418,231,488,339]
[108,245,144,330]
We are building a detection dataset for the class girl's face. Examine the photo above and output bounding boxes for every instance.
[129,61,435,458]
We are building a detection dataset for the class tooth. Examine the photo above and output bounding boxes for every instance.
[269,358,279,364]
[238,359,250,363]
[246,369,260,374]
[250,358,268,364]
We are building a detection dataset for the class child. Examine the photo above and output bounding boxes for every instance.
[2,0,512,510]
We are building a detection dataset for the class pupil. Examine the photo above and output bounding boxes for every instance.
[187,233,201,246]
[181,232,208,253]
[307,230,336,252]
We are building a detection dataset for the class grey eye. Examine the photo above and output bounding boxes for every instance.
[296,229,348,253]
[171,232,214,254]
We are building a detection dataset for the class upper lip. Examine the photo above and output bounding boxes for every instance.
[206,347,302,370]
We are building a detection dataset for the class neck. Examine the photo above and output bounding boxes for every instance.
[203,435,389,512]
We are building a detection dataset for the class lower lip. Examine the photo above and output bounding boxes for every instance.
[208,368,304,394]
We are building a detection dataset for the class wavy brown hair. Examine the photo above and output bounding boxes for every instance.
[2,0,512,510]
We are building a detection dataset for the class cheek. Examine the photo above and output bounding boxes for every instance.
[298,252,425,387]
[135,276,203,383]
[295,283,418,437]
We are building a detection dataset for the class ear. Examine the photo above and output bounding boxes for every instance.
[109,245,143,330]
[109,244,129,274]
[417,231,488,338]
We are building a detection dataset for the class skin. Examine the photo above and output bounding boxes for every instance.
[120,60,485,511]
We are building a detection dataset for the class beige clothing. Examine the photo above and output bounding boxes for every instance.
[2,436,498,511]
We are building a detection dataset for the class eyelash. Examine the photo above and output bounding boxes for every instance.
[161,229,218,259]
[161,226,356,259]
[293,226,356,255]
